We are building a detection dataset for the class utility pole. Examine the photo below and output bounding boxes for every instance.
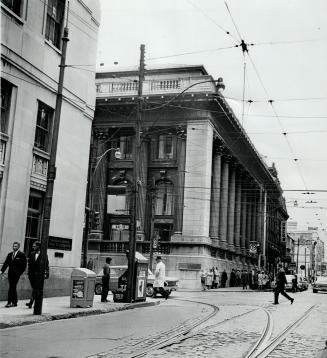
[149,185,156,273]
[34,16,70,315]
[296,237,300,274]
[127,44,145,302]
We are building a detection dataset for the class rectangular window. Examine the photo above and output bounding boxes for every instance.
[157,135,173,159]
[117,136,133,160]
[34,101,53,152]
[24,190,44,255]
[1,0,22,16]
[45,0,65,49]
[1,79,12,134]
[110,224,129,241]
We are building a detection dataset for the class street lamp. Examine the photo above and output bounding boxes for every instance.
[82,147,121,268]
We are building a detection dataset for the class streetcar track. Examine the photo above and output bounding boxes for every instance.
[245,304,319,358]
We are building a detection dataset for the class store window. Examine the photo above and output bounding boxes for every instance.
[24,190,44,255]
[34,101,53,152]
[155,181,174,215]
[1,0,22,17]
[157,135,174,159]
[45,0,65,49]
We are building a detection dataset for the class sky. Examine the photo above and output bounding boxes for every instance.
[96,0,327,248]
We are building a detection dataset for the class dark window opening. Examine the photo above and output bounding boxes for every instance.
[1,0,22,16]
[1,79,12,134]
[45,0,65,49]
[155,181,174,215]
[24,190,44,255]
[34,101,53,152]
[157,135,173,159]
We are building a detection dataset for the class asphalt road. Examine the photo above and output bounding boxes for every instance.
[0,289,326,358]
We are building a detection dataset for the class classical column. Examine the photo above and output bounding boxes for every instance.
[136,139,149,239]
[173,133,186,236]
[246,184,253,254]
[251,187,257,247]
[234,169,242,254]
[209,146,222,239]
[218,155,230,249]
[240,181,247,255]
[227,162,236,252]
[256,187,263,247]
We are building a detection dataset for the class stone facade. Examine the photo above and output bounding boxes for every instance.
[90,65,288,288]
[0,0,100,299]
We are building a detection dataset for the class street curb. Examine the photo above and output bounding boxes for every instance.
[0,300,160,329]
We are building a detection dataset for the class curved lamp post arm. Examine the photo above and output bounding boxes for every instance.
[93,147,120,175]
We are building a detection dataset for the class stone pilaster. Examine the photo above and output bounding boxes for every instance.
[251,188,257,247]
[209,145,222,239]
[173,133,186,237]
[227,162,236,252]
[234,169,242,254]
[182,122,213,239]
[218,155,230,249]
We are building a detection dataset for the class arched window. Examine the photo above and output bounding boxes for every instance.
[155,181,174,215]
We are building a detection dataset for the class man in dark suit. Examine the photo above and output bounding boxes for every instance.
[26,241,49,308]
[274,266,294,305]
[0,242,27,307]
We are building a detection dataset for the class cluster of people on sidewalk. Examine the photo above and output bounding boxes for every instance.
[200,267,273,290]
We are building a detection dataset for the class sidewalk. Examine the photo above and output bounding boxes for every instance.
[0,293,159,329]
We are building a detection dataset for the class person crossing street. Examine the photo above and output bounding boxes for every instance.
[274,265,294,305]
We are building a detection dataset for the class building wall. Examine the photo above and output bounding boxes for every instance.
[0,0,100,299]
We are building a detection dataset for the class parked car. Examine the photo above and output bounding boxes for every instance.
[95,265,179,297]
[312,276,327,293]
[297,277,309,291]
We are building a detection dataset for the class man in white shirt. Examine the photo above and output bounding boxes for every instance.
[153,256,168,299]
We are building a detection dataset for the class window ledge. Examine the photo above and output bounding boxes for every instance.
[0,132,9,141]
[33,146,50,160]
[1,4,25,25]
[44,39,62,55]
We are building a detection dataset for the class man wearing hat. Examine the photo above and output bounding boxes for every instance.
[153,256,168,299]
[101,257,112,302]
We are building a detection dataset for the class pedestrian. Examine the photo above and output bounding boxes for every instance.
[213,267,220,288]
[26,241,49,308]
[153,256,168,299]
[200,269,207,291]
[292,274,298,293]
[274,266,294,305]
[211,266,217,288]
[241,270,248,290]
[248,270,253,289]
[258,271,264,290]
[101,257,112,302]
[206,269,213,290]
[0,242,27,307]
[230,269,236,287]
[221,269,228,288]
[236,270,241,286]
[86,257,94,271]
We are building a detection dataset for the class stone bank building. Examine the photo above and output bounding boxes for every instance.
[90,65,288,288]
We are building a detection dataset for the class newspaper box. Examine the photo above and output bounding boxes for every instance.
[70,268,96,308]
